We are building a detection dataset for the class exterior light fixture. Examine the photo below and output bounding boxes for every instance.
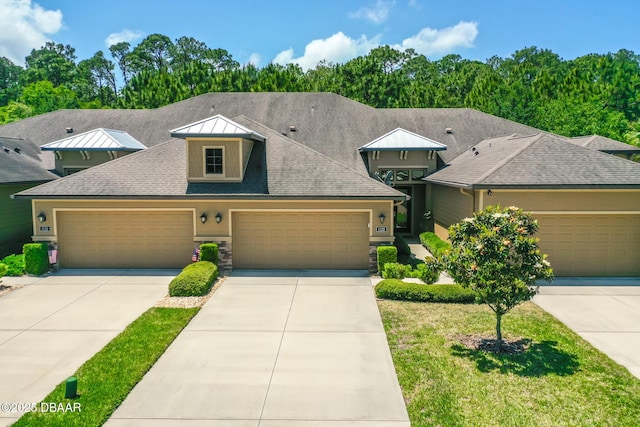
[200,213,207,224]
[487,189,492,196]
[215,212,222,224]
[379,213,386,224]
[38,212,47,223]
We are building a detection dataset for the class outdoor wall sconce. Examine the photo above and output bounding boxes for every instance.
[38,212,47,223]
[379,213,386,224]
[200,213,207,224]
[487,189,492,196]
[215,212,223,224]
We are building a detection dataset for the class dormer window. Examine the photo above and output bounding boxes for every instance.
[205,147,224,175]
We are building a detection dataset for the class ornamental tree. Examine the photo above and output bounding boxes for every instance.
[442,205,554,346]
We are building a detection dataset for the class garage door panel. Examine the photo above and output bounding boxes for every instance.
[233,212,369,269]
[58,211,194,269]
[536,214,639,276]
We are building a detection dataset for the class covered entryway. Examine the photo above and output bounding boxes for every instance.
[232,211,369,269]
[535,214,640,276]
[57,211,194,268]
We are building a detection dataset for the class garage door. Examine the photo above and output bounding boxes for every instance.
[57,211,194,268]
[536,214,640,276]
[233,212,369,269]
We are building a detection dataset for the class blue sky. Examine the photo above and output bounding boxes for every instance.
[1,0,638,69]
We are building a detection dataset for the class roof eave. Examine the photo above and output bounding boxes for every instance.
[359,147,447,152]
[13,194,406,201]
[170,132,266,142]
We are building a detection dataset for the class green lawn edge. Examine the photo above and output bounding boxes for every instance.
[378,300,640,427]
[13,307,199,427]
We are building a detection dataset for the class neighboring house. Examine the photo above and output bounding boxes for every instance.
[40,128,146,176]
[0,137,58,256]
[2,92,639,275]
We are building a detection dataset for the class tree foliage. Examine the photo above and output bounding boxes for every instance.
[1,36,640,150]
[441,206,554,345]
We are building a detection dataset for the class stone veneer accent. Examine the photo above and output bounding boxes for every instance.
[369,241,393,273]
[213,241,232,272]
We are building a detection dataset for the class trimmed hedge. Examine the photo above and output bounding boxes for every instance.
[169,261,218,297]
[377,245,397,273]
[1,254,25,276]
[375,279,476,303]
[419,231,451,258]
[23,243,49,276]
[199,243,219,264]
[394,235,411,256]
[0,263,7,279]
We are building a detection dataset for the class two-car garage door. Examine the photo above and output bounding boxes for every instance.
[536,214,640,276]
[57,211,194,268]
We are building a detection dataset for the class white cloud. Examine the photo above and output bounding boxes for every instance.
[394,21,478,56]
[349,0,395,24]
[273,32,381,71]
[247,53,261,67]
[105,29,144,48]
[0,0,63,65]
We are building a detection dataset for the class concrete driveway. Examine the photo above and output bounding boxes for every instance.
[107,270,410,427]
[0,269,175,426]
[534,278,640,379]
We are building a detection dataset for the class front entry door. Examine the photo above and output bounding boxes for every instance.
[395,187,412,233]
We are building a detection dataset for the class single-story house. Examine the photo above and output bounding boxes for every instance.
[2,92,639,275]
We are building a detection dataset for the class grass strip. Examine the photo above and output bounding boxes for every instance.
[14,307,199,427]
[378,300,640,427]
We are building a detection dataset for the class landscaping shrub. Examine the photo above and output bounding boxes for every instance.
[377,245,397,273]
[419,231,451,258]
[1,254,25,276]
[394,235,411,256]
[375,279,476,303]
[413,261,441,284]
[199,243,219,264]
[23,243,49,276]
[169,261,218,297]
[0,263,7,280]
[382,262,412,279]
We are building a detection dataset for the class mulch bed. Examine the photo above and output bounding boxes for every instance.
[455,334,531,354]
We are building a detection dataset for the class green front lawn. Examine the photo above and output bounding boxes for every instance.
[14,307,199,427]
[378,300,640,426]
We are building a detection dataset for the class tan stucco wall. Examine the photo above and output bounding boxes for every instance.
[31,199,395,242]
[477,189,640,212]
[187,138,243,180]
[368,151,437,176]
[54,151,128,175]
[242,139,254,174]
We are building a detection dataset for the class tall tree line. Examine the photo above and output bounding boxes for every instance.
[1,34,639,147]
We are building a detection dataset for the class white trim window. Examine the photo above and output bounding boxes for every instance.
[204,147,224,175]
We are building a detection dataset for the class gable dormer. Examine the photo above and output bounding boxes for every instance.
[171,115,265,183]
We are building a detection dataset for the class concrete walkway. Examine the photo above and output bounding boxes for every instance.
[107,270,410,426]
[0,270,174,426]
[534,278,640,379]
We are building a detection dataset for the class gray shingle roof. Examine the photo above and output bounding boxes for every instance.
[359,128,447,151]
[427,134,640,188]
[0,137,58,184]
[41,128,146,151]
[16,116,404,199]
[569,135,640,153]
